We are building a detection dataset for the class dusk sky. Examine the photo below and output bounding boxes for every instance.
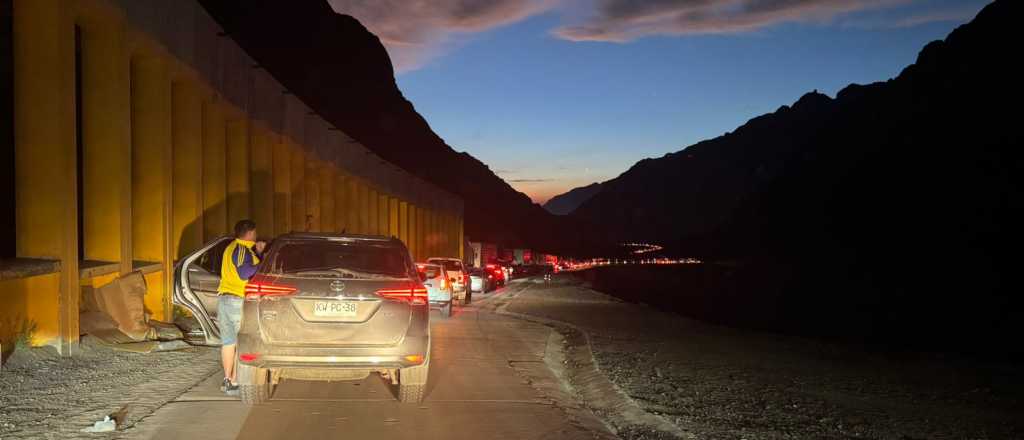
[327,0,989,204]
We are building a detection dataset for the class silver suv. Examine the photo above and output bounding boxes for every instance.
[173,233,431,405]
[426,257,469,304]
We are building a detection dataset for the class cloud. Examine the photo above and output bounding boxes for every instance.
[328,0,942,71]
[839,2,982,30]
[327,0,557,72]
[554,0,907,42]
[508,178,555,183]
[887,6,980,28]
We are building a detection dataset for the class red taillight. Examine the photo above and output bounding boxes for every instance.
[376,286,429,305]
[244,276,297,300]
[239,353,259,362]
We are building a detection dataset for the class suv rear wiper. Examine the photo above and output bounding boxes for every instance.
[283,268,359,278]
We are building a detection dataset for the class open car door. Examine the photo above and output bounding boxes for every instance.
[172,236,233,345]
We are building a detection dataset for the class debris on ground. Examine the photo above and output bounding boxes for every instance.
[80,406,131,433]
[109,405,130,429]
[79,271,192,352]
[80,416,116,433]
[147,321,184,341]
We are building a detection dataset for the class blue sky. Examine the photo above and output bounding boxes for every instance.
[330,0,991,203]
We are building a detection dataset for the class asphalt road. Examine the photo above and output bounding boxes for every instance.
[124,282,612,440]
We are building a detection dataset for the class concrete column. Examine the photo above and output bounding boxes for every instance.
[249,124,275,236]
[367,188,379,235]
[378,190,389,235]
[171,82,203,259]
[334,171,349,232]
[272,138,291,235]
[201,99,227,240]
[289,141,306,231]
[388,196,399,239]
[320,164,336,233]
[80,15,130,268]
[436,210,443,257]
[458,214,465,260]
[445,212,454,257]
[439,212,449,257]
[440,210,447,257]
[425,208,436,257]
[401,204,413,259]
[421,207,430,257]
[13,0,79,353]
[415,205,426,260]
[436,209,444,257]
[399,201,409,248]
[350,177,364,234]
[304,153,321,232]
[451,212,459,258]
[226,117,251,225]
[130,55,173,320]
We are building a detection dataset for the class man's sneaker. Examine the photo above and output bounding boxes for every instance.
[221,378,240,396]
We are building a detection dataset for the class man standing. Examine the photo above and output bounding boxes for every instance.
[217,220,266,395]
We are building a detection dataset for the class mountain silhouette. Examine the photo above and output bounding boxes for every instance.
[543,182,603,215]
[571,0,1022,356]
[198,0,561,251]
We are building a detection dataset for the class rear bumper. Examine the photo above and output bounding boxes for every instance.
[237,334,429,370]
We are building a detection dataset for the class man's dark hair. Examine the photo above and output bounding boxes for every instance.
[234,219,257,238]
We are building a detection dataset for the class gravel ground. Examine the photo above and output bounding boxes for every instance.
[505,275,1024,440]
[0,337,218,439]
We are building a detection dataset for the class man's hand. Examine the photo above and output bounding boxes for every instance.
[254,241,267,254]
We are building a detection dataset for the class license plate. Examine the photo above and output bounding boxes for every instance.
[312,300,357,317]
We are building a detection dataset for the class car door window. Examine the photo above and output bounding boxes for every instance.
[187,238,232,319]
[197,239,231,275]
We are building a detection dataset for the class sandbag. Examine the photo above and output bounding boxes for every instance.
[147,320,184,341]
[91,271,149,340]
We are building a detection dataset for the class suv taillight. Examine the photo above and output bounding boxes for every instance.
[376,286,429,305]
[244,276,297,300]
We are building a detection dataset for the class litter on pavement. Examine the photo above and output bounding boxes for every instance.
[81,416,116,433]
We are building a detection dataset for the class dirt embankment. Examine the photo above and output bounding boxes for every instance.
[571,264,1020,361]
[507,275,1024,439]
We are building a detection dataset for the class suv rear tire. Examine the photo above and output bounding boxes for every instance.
[441,301,452,318]
[237,362,272,405]
[398,362,429,403]
[240,383,270,405]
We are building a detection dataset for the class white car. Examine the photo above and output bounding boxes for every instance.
[427,257,469,304]
[417,263,453,317]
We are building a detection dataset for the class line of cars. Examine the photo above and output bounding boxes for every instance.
[172,232,487,406]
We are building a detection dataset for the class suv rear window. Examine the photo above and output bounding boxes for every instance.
[418,265,443,279]
[430,259,463,271]
[268,241,413,279]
